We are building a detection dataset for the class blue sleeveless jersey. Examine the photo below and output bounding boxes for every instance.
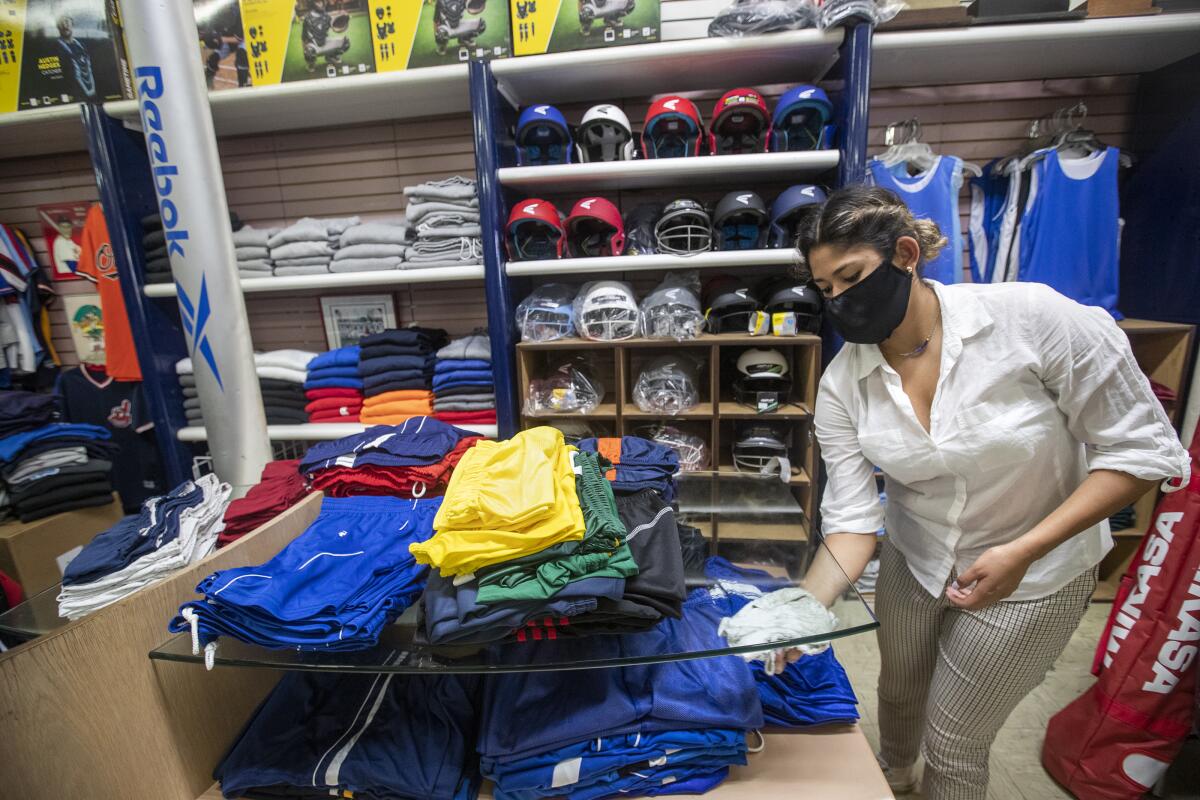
[869,156,964,285]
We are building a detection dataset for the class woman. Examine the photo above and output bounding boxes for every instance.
[798,186,1188,799]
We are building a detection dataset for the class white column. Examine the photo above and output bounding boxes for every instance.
[120,0,270,492]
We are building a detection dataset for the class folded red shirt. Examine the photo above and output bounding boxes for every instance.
[217,459,313,547]
[305,397,365,414]
[310,435,482,498]
[305,387,364,401]
[434,410,498,425]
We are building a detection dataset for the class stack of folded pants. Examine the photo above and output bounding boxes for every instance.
[170,493,441,652]
[404,176,483,267]
[299,418,481,498]
[331,220,411,273]
[479,596,764,799]
[0,423,118,522]
[232,225,278,279]
[578,435,681,502]
[255,349,317,424]
[267,216,360,276]
[304,345,363,423]
[215,671,481,800]
[358,327,446,425]
[432,332,496,427]
[57,474,230,619]
[216,459,313,548]
[141,213,172,284]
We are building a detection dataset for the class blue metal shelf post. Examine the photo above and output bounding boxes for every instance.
[837,21,874,188]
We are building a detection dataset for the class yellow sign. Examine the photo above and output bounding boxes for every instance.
[509,0,558,57]
[366,0,420,73]
[0,0,29,113]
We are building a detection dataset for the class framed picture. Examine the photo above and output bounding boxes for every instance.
[37,202,91,281]
[62,293,106,365]
[320,294,396,349]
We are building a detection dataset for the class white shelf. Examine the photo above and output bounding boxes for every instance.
[0,103,87,157]
[177,422,496,442]
[872,13,1200,87]
[506,249,796,277]
[498,150,839,192]
[143,265,484,297]
[492,29,844,106]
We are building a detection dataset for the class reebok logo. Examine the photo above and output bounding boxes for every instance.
[177,274,224,391]
[135,66,190,260]
[736,194,753,205]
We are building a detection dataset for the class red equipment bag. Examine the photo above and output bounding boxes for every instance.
[1042,439,1200,798]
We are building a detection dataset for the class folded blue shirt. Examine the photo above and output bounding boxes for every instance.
[363,369,430,389]
[306,365,361,379]
[303,376,365,390]
[359,354,435,375]
[433,359,492,375]
[300,418,470,472]
[307,345,360,370]
[0,423,111,464]
[432,371,495,392]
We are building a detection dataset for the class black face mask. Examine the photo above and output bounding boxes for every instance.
[824,260,913,344]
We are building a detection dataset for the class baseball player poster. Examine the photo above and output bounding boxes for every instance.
[509,0,658,56]
[38,202,90,282]
[371,0,511,71]
[63,293,106,366]
[195,0,251,90]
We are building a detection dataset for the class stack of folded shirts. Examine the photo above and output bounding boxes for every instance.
[432,332,495,427]
[141,212,172,285]
[170,493,441,652]
[0,423,118,522]
[176,359,203,426]
[232,224,278,279]
[404,176,483,267]
[303,345,363,423]
[299,418,480,498]
[216,459,313,548]
[58,474,230,619]
[0,390,60,437]
[331,220,411,273]
[579,435,681,501]
[358,327,447,425]
[256,349,316,424]
[267,216,360,276]
[215,671,481,800]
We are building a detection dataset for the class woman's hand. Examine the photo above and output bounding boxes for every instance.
[945,542,1034,610]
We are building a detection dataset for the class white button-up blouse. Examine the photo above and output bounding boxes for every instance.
[815,280,1189,601]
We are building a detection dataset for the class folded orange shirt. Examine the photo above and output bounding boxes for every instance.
[363,390,433,408]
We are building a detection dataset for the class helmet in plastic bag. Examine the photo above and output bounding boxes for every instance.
[526,358,605,414]
[576,280,639,341]
[624,203,664,256]
[709,0,819,38]
[709,88,771,155]
[575,104,636,163]
[642,96,705,159]
[565,197,626,257]
[732,421,790,474]
[515,283,576,342]
[633,355,702,415]
[760,276,823,334]
[713,191,768,250]
[654,198,712,255]
[517,104,573,166]
[733,348,792,411]
[640,277,705,341]
[506,199,565,261]
[704,276,760,334]
[635,423,710,472]
[770,84,833,152]
[768,184,827,248]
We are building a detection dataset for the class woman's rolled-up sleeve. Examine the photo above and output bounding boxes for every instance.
[815,374,886,535]
[1030,285,1190,485]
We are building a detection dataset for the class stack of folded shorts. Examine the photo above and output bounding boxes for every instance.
[267,216,360,276]
[303,345,363,423]
[578,435,681,501]
[57,474,230,619]
[232,224,277,279]
[432,332,496,427]
[331,220,411,273]
[299,418,481,498]
[404,176,483,267]
[216,459,313,548]
[255,349,317,424]
[358,327,447,425]
[0,423,117,522]
[170,492,442,653]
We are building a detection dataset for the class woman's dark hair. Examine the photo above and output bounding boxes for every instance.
[793,185,947,277]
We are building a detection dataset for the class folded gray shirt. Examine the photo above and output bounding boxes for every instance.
[236,246,271,260]
[232,225,278,247]
[273,256,332,267]
[268,216,361,248]
[334,243,408,260]
[329,257,403,273]
[340,222,411,247]
[271,240,334,260]
[437,333,491,361]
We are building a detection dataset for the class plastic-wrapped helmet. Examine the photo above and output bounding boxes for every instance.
[636,424,710,472]
[623,203,664,256]
[732,422,790,474]
[704,276,759,334]
[565,197,626,257]
[654,198,712,255]
[575,104,636,163]
[526,359,606,414]
[712,191,768,250]
[642,96,705,159]
[733,348,792,411]
[576,280,639,341]
[633,355,702,415]
[515,283,577,342]
[506,199,564,261]
[768,184,828,248]
[516,104,573,166]
[770,85,833,152]
[640,280,705,341]
[760,277,823,334]
[709,88,771,155]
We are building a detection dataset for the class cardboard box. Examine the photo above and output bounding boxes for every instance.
[0,0,132,113]
[0,495,123,595]
[510,0,659,57]
[369,0,511,72]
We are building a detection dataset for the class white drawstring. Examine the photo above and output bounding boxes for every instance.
[204,641,217,671]
[747,729,766,754]
[181,607,200,655]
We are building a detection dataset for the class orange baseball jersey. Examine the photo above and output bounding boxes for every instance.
[77,204,142,381]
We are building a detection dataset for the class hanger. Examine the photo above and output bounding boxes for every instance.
[878,117,983,177]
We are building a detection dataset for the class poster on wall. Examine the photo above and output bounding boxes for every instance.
[62,292,106,365]
[37,202,90,281]
[194,0,251,90]
[321,294,396,349]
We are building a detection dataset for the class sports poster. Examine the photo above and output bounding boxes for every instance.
[369,0,510,72]
[321,294,395,349]
[509,0,657,57]
[62,292,105,365]
[194,0,251,90]
[237,0,375,85]
[37,202,89,281]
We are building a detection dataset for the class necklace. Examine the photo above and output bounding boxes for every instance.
[896,302,941,359]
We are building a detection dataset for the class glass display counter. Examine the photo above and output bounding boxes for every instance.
[0,584,67,641]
